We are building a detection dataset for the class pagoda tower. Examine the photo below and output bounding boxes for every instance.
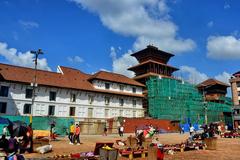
[128,45,179,116]
[128,45,179,84]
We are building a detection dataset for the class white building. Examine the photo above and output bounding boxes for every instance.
[0,63,145,119]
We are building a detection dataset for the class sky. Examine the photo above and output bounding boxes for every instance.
[0,0,240,88]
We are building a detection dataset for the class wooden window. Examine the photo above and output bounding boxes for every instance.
[88,95,94,104]
[105,97,110,105]
[120,110,123,116]
[0,102,7,113]
[132,87,136,93]
[105,83,110,89]
[119,99,124,106]
[25,89,33,99]
[23,104,31,114]
[119,85,124,91]
[48,105,55,116]
[132,100,136,107]
[70,93,76,102]
[133,111,136,117]
[69,107,75,116]
[105,109,109,117]
[88,108,93,118]
[49,91,56,101]
[0,86,9,97]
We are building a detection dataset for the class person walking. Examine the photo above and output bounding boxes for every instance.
[26,124,33,153]
[118,127,121,137]
[120,126,124,137]
[74,124,80,145]
[69,122,75,145]
[181,126,185,134]
[189,125,194,136]
[50,124,56,140]
[217,125,222,135]
[103,126,107,136]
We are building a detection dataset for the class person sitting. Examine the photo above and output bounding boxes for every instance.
[26,124,33,153]
[0,135,9,152]
[8,135,18,153]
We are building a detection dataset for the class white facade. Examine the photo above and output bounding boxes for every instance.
[92,80,143,94]
[0,80,144,119]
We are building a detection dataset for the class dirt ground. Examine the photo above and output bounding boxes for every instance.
[23,133,240,160]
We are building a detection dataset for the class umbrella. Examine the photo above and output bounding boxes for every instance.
[0,117,12,125]
[12,120,28,137]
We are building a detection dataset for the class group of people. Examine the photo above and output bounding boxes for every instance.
[0,124,33,154]
[68,122,81,145]
[101,125,124,137]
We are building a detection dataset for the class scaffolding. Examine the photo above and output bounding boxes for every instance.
[146,77,233,125]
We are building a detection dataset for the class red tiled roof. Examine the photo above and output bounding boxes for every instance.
[197,78,230,88]
[89,71,145,87]
[0,63,144,98]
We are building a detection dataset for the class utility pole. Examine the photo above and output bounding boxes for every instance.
[30,49,43,126]
[204,102,208,124]
[202,87,208,125]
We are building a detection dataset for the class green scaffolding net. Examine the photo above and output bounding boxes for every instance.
[146,77,233,125]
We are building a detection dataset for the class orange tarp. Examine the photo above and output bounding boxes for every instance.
[33,130,50,138]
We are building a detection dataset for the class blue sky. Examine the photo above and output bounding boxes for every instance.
[0,0,240,86]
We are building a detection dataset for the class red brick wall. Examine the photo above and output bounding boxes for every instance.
[121,118,179,133]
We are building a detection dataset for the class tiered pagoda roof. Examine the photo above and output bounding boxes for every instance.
[128,45,179,84]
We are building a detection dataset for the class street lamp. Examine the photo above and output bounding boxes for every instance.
[30,49,43,125]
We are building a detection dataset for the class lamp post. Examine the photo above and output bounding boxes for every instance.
[202,85,208,125]
[30,49,43,125]
[203,102,208,124]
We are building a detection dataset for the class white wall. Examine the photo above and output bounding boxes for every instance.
[0,82,144,118]
[92,80,143,94]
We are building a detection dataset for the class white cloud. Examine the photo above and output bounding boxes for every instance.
[19,20,39,30]
[109,46,116,60]
[158,0,170,15]
[214,71,232,97]
[178,66,231,86]
[72,0,196,54]
[71,0,196,77]
[179,66,208,84]
[207,35,240,60]
[207,21,214,28]
[67,56,84,63]
[0,41,51,71]
[110,47,137,77]
[224,3,230,10]
[214,71,231,84]
[100,68,110,72]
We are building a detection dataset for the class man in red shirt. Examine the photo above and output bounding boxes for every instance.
[74,124,80,145]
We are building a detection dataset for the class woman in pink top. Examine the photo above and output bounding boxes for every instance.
[74,124,80,145]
